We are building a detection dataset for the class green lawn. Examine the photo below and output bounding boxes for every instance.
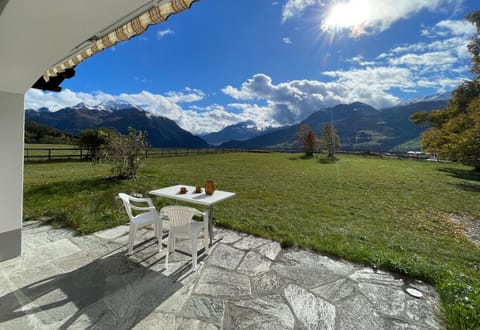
[23,153,480,329]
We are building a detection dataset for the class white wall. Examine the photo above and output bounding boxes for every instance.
[0,91,24,261]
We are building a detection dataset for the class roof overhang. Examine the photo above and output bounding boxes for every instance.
[0,0,197,94]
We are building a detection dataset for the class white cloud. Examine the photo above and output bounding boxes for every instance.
[222,72,402,125]
[282,0,317,23]
[426,19,476,37]
[389,51,457,67]
[157,28,175,39]
[283,37,292,44]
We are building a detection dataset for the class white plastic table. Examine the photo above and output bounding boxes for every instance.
[149,185,236,245]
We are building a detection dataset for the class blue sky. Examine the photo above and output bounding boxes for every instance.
[25,0,478,134]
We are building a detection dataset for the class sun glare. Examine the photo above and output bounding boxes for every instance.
[322,0,372,35]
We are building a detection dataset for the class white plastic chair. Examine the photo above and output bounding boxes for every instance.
[160,205,209,271]
[118,193,167,255]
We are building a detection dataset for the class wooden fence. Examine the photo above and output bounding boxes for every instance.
[24,148,93,161]
[24,147,243,161]
[24,147,433,162]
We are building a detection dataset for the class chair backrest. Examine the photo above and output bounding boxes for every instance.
[118,193,135,221]
[161,205,200,235]
[118,193,156,222]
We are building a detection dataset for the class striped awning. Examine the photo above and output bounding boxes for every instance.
[43,0,197,82]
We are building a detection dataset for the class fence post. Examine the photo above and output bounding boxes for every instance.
[48,149,51,161]
[80,148,83,160]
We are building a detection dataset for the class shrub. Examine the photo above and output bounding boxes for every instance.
[98,127,148,179]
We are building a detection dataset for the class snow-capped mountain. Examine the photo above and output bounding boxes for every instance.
[201,120,276,145]
[67,100,143,112]
[25,102,208,148]
[401,92,452,105]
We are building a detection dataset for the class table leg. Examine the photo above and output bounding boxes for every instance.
[208,205,214,246]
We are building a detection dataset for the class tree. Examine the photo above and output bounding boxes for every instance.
[78,129,105,159]
[321,123,340,157]
[98,127,149,179]
[296,124,317,157]
[410,10,480,171]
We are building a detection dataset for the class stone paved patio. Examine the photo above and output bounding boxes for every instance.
[0,221,441,329]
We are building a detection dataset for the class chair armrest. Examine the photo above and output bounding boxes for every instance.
[191,208,205,217]
[126,195,155,208]
[130,205,157,213]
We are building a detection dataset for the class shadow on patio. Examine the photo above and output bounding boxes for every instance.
[0,221,200,329]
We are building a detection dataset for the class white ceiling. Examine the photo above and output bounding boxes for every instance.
[0,0,157,94]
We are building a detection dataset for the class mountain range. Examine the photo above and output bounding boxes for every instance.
[219,98,449,151]
[201,120,278,145]
[25,102,208,148]
[25,94,450,151]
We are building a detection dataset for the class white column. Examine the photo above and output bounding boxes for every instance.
[0,91,24,261]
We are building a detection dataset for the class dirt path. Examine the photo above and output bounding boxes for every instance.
[449,214,480,247]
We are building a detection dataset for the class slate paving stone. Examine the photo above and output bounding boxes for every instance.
[155,269,200,314]
[405,299,441,329]
[284,284,336,330]
[179,296,224,326]
[250,271,287,295]
[280,249,359,276]
[46,227,77,242]
[0,254,22,272]
[66,301,118,329]
[195,266,251,297]
[389,320,429,330]
[224,295,295,329]
[349,268,404,287]
[237,251,272,276]
[233,235,267,250]
[0,313,49,329]
[207,243,245,270]
[311,278,358,303]
[174,316,219,330]
[338,295,386,329]
[272,263,343,289]
[21,238,82,270]
[52,253,95,273]
[358,283,406,317]
[257,241,282,261]
[134,312,219,330]
[94,225,130,240]
[214,228,244,244]
[22,230,51,251]
[6,261,65,289]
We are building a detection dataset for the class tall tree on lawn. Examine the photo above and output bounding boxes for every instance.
[410,10,480,171]
[296,124,317,157]
[321,123,340,158]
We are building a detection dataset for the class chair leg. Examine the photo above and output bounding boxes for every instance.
[165,232,175,270]
[128,224,137,255]
[155,222,162,252]
[170,233,176,253]
[192,233,198,271]
[165,234,170,270]
[203,212,209,254]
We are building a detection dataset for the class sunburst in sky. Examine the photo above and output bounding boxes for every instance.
[322,0,373,36]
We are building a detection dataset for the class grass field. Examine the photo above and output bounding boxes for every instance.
[23,153,480,329]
